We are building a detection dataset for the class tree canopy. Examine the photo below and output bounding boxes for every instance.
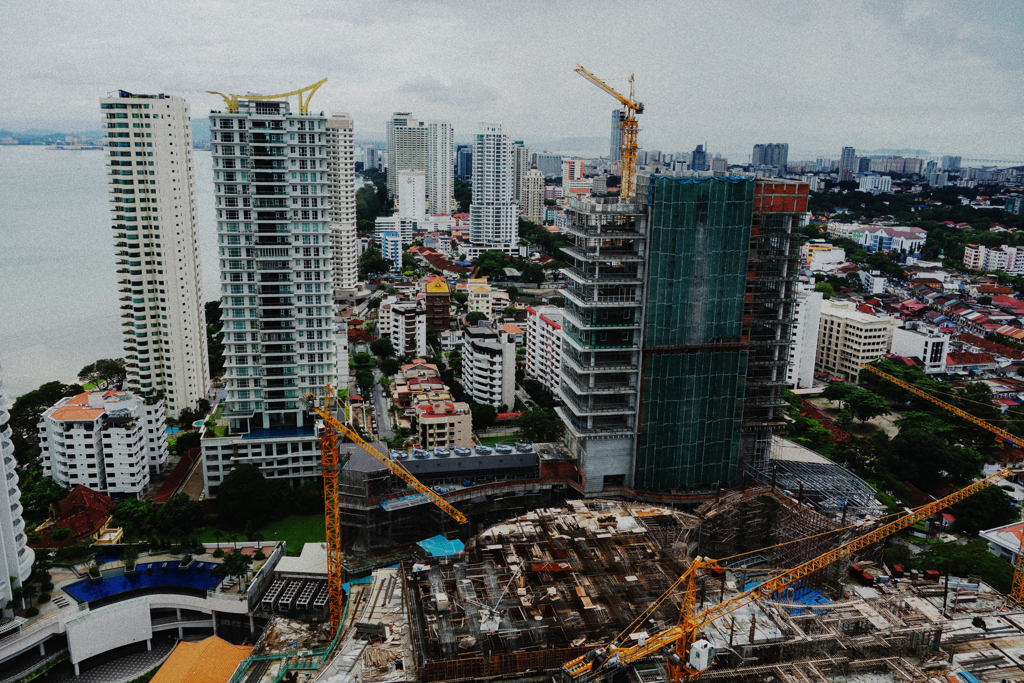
[154,493,205,546]
[77,358,126,386]
[515,407,563,442]
[216,465,284,529]
[370,338,395,358]
[466,311,488,325]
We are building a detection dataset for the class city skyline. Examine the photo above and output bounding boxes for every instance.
[2,2,1022,161]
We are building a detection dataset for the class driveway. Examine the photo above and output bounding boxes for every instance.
[371,368,395,440]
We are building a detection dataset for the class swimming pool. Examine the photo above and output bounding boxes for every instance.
[63,561,223,603]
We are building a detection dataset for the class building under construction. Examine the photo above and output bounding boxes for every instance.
[313,494,1024,683]
[557,173,808,495]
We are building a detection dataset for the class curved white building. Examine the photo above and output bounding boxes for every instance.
[1,361,34,614]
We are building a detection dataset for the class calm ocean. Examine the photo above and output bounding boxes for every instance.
[0,146,217,402]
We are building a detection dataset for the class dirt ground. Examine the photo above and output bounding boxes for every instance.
[807,397,902,438]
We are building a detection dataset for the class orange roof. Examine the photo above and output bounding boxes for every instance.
[50,392,104,422]
[502,323,524,334]
[151,636,252,683]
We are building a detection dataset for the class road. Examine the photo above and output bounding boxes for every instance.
[371,368,395,440]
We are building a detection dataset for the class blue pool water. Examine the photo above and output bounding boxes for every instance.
[92,549,122,565]
[63,562,223,603]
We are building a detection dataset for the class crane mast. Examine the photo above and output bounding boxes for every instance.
[574,65,643,199]
[305,385,467,631]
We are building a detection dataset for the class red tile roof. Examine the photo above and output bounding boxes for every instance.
[946,352,997,366]
[35,485,115,547]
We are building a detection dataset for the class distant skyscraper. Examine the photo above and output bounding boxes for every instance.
[691,144,708,171]
[427,121,453,214]
[752,143,788,168]
[942,155,962,172]
[202,91,336,495]
[456,144,473,180]
[610,109,622,162]
[386,113,453,215]
[513,140,530,209]
[0,360,33,613]
[839,146,857,181]
[536,153,563,178]
[327,113,358,302]
[100,91,209,418]
[858,156,872,173]
[466,123,517,257]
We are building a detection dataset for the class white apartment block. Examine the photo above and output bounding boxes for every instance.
[101,91,210,419]
[38,391,168,498]
[427,121,454,215]
[0,362,33,613]
[890,324,949,374]
[815,299,898,383]
[326,113,358,303]
[786,279,823,389]
[858,174,892,194]
[397,170,426,219]
[209,94,335,432]
[800,241,846,272]
[388,300,427,357]
[467,123,518,256]
[466,279,493,319]
[416,400,473,449]
[523,169,545,224]
[462,326,516,410]
[963,243,1024,274]
[525,305,564,393]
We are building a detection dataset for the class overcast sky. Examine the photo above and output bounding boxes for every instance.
[3,0,1022,161]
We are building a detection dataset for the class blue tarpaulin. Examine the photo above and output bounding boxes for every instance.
[417,535,465,557]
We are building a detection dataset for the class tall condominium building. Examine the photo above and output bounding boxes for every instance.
[397,170,426,219]
[201,92,336,496]
[38,391,168,497]
[456,144,473,180]
[0,361,34,613]
[942,155,962,172]
[462,326,516,409]
[465,123,517,258]
[385,113,453,215]
[609,109,622,162]
[751,143,789,168]
[326,113,358,303]
[839,146,857,181]
[523,169,545,224]
[513,140,530,209]
[427,121,454,215]
[557,174,808,493]
[525,305,563,394]
[100,91,210,419]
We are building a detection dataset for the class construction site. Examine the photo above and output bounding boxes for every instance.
[287,482,1024,683]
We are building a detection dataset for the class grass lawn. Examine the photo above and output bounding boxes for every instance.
[200,514,326,550]
[476,434,518,446]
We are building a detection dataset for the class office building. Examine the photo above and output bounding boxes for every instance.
[751,143,788,168]
[397,170,426,219]
[201,91,336,496]
[562,158,592,194]
[786,277,823,389]
[465,123,518,257]
[326,113,358,303]
[462,326,516,409]
[609,109,621,162]
[424,276,451,331]
[427,121,454,215]
[38,390,168,497]
[385,113,453,215]
[513,140,530,210]
[523,169,545,223]
[456,144,473,180]
[839,147,857,181]
[890,324,949,374]
[858,157,872,173]
[525,305,563,394]
[0,361,33,613]
[690,144,708,171]
[942,155,962,172]
[101,91,210,418]
[536,153,562,178]
[557,175,808,493]
[815,299,898,383]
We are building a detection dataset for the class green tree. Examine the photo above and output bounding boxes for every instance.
[814,282,835,299]
[217,464,283,529]
[506,286,520,302]
[977,296,993,306]
[948,486,1017,536]
[154,493,205,547]
[50,527,73,543]
[514,407,563,442]
[822,382,855,409]
[379,358,400,376]
[359,248,390,278]
[8,380,84,465]
[370,338,395,358]
[472,250,508,277]
[470,403,498,430]
[452,292,469,306]
[212,549,254,582]
[351,352,375,366]
[77,359,127,386]
[466,311,488,325]
[355,370,375,396]
[846,389,890,423]
[520,262,546,285]
[205,301,225,378]
[379,376,391,391]
[915,539,1013,594]
[113,499,155,541]
[18,469,70,522]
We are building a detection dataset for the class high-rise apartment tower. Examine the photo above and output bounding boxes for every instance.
[101,91,210,418]
[610,109,622,162]
[326,113,358,303]
[385,113,453,215]
[465,123,517,257]
[839,146,857,181]
[0,361,34,614]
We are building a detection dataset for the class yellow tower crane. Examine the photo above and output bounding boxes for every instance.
[574,65,644,199]
[859,362,1024,602]
[207,78,328,115]
[305,385,467,631]
[563,467,1014,682]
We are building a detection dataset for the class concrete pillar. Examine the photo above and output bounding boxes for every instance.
[39,642,45,656]
[147,639,152,651]
[74,662,80,676]
[212,613,218,636]
[249,613,255,635]
[176,608,182,621]
[178,626,184,639]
